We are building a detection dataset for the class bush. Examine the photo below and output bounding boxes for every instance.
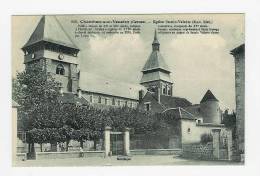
[200,133,213,144]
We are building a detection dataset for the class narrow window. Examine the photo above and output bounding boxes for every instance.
[125,101,128,106]
[163,85,167,94]
[167,87,171,95]
[112,98,115,105]
[118,100,120,106]
[56,64,65,75]
[90,95,93,103]
[144,102,151,111]
[98,96,101,103]
[105,98,108,105]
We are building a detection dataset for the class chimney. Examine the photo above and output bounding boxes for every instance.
[77,87,82,98]
[139,90,144,102]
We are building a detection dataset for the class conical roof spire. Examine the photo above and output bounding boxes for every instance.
[200,90,219,103]
[23,15,79,50]
[152,29,160,46]
[141,29,170,73]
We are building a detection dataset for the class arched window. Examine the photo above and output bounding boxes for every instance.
[163,85,167,94]
[56,64,65,75]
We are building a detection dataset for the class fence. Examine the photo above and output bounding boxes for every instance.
[130,133,181,150]
[182,143,214,160]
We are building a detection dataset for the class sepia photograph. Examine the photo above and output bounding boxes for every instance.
[11,14,244,166]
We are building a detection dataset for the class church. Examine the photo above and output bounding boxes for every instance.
[20,15,232,149]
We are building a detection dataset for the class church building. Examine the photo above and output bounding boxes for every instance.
[20,15,232,150]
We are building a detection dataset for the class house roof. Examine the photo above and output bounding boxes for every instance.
[160,95,192,108]
[79,72,146,100]
[230,44,245,55]
[162,107,195,120]
[200,90,218,103]
[184,104,203,118]
[23,16,79,50]
[58,92,88,105]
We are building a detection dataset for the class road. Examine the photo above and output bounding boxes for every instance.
[14,155,242,167]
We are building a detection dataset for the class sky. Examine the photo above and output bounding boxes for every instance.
[12,14,244,111]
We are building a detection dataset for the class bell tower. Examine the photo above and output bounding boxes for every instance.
[21,15,80,93]
[140,30,173,97]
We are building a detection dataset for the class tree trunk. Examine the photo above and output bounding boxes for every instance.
[31,143,35,153]
[94,139,97,150]
[80,140,84,148]
[66,140,69,151]
[28,143,31,153]
[40,143,43,152]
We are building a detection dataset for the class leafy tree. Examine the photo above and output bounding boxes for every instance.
[13,64,62,152]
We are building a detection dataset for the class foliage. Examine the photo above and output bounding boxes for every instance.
[13,64,182,146]
[200,133,213,144]
[13,64,61,131]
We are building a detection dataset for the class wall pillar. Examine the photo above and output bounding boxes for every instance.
[104,126,111,157]
[212,129,221,160]
[227,130,233,161]
[124,128,130,156]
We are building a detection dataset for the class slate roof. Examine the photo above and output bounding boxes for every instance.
[58,92,88,105]
[162,107,195,120]
[23,16,79,50]
[184,104,203,118]
[142,30,170,73]
[79,72,146,100]
[200,90,218,103]
[230,44,245,55]
[152,29,160,45]
[160,95,192,108]
[142,51,170,72]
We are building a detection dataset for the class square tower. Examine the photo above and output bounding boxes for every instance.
[21,16,80,93]
[140,30,173,96]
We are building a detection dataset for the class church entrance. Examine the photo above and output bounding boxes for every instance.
[110,132,124,156]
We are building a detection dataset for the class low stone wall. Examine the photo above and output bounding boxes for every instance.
[16,153,27,161]
[182,143,214,160]
[36,151,105,160]
[130,149,182,156]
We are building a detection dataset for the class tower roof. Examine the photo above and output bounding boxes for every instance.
[23,16,79,50]
[142,30,170,73]
[142,51,170,72]
[152,29,160,45]
[200,90,218,103]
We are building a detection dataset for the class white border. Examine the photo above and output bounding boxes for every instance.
[1,0,260,176]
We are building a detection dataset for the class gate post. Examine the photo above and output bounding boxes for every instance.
[227,130,233,161]
[104,126,111,157]
[212,129,221,160]
[124,128,130,156]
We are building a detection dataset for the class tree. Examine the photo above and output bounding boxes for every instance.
[13,64,62,153]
